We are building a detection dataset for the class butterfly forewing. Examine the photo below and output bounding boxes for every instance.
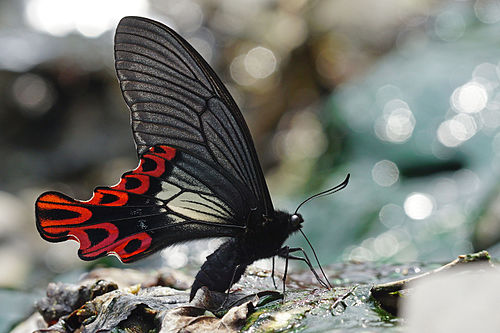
[114,16,274,218]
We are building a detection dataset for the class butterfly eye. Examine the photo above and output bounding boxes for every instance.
[290,214,303,227]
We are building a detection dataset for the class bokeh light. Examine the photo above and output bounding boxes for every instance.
[265,11,307,52]
[474,0,500,24]
[12,73,55,116]
[371,160,399,187]
[379,203,406,228]
[166,0,203,33]
[454,169,480,196]
[277,111,327,160]
[161,245,189,269]
[451,81,488,114]
[374,99,416,143]
[437,113,478,147]
[244,46,277,79]
[230,54,257,86]
[434,10,465,42]
[373,231,399,258]
[432,178,459,204]
[25,0,149,37]
[404,193,434,220]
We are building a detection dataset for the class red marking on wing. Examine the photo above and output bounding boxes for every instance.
[35,145,177,262]
[40,192,74,204]
[87,189,129,206]
[37,194,92,227]
[108,146,177,194]
[155,145,176,160]
[112,232,152,262]
[111,174,150,194]
[36,192,154,261]
[66,223,119,256]
[136,154,166,177]
[43,221,152,261]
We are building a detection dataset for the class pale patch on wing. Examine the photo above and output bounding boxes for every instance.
[167,212,184,224]
[167,191,233,222]
[156,182,182,201]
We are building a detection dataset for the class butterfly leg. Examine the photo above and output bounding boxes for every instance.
[271,256,277,289]
[287,247,332,288]
[283,252,329,289]
[220,263,243,310]
[277,247,331,289]
[282,246,290,302]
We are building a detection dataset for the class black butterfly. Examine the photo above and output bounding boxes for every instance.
[35,16,349,301]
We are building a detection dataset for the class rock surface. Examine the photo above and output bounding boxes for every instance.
[14,259,469,332]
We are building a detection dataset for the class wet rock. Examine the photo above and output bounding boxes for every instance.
[370,251,493,315]
[21,261,443,332]
[35,279,118,325]
[82,266,193,290]
[34,283,260,332]
[160,300,256,333]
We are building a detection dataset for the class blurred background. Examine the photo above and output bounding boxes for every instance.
[2,0,500,328]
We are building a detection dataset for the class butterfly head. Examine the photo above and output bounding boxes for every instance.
[268,210,302,235]
[290,213,304,231]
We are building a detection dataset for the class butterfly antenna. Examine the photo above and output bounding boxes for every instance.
[294,173,350,215]
[293,174,350,289]
[299,228,332,289]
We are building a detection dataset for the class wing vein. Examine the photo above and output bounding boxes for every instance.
[125,88,204,114]
[132,109,200,132]
[204,120,248,186]
[179,198,228,218]
[199,193,235,217]
[116,46,199,85]
[132,118,198,137]
[116,30,212,91]
[133,129,204,145]
[116,61,209,99]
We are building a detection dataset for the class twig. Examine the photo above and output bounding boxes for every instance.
[331,285,357,312]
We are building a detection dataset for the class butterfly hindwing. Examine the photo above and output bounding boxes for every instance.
[114,16,274,219]
[35,145,244,262]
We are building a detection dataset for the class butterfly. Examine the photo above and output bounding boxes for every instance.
[35,16,349,301]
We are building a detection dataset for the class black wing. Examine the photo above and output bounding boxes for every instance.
[114,16,274,220]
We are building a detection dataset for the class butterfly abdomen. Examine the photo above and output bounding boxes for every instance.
[190,238,248,300]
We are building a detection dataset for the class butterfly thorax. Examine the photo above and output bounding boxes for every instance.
[239,210,302,262]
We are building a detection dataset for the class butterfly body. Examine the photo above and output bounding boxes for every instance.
[190,210,302,300]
